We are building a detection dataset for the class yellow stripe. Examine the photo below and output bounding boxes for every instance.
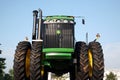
[25,49,31,78]
[88,49,93,77]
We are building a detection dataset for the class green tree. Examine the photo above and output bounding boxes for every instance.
[0,49,6,80]
[9,69,14,80]
[4,73,12,80]
[3,69,14,80]
[106,72,117,80]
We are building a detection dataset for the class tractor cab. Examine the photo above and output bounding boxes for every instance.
[43,16,75,48]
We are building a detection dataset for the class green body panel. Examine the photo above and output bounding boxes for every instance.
[43,48,73,60]
[44,15,74,21]
[43,61,51,67]
[42,48,73,67]
[43,48,74,53]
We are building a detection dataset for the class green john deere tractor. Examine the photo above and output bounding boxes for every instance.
[14,9,104,80]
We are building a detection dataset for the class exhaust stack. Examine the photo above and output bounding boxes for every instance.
[32,9,43,41]
[38,9,42,40]
[32,10,38,40]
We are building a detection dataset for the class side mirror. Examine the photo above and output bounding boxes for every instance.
[82,19,85,25]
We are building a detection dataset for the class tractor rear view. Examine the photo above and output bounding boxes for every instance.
[14,9,104,80]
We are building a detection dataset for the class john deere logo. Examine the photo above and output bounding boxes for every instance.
[56,30,61,35]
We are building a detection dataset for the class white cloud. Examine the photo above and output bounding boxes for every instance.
[103,42,120,69]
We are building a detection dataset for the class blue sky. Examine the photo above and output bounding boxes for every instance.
[0,0,120,73]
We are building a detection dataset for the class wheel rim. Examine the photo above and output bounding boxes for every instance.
[88,49,93,77]
[41,65,44,77]
[25,49,31,78]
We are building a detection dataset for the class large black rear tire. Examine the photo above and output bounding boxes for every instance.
[30,41,43,80]
[14,41,31,80]
[88,42,104,80]
[75,42,89,80]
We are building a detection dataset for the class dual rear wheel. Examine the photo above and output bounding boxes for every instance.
[14,41,44,80]
[14,41,31,80]
[88,42,104,80]
[75,41,104,80]
[30,41,48,80]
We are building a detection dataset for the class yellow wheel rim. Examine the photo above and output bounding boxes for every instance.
[25,49,31,78]
[88,49,93,77]
[41,65,44,76]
